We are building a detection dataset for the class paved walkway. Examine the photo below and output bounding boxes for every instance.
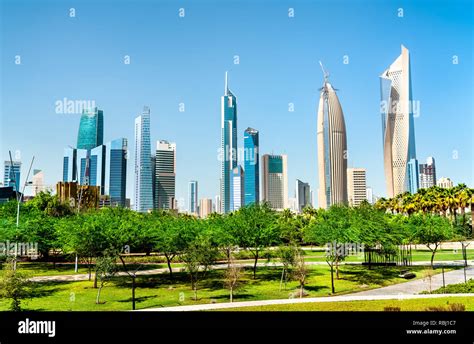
[29,260,474,282]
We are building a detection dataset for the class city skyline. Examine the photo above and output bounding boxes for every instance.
[1,1,472,206]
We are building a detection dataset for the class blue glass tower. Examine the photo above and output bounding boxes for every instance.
[220,72,237,213]
[90,145,106,195]
[77,107,104,150]
[244,127,259,205]
[105,138,128,207]
[134,107,154,212]
[189,181,198,214]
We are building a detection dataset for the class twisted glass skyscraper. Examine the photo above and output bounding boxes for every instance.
[134,107,153,212]
[317,64,348,209]
[380,45,418,197]
[220,72,237,213]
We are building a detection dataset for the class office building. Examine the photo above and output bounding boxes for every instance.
[154,140,176,210]
[419,157,437,189]
[347,168,367,206]
[4,160,21,192]
[244,127,259,205]
[380,45,418,197]
[189,181,198,215]
[295,179,311,213]
[77,107,104,151]
[232,165,245,211]
[262,154,288,210]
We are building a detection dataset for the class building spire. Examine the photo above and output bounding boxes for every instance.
[225,71,229,95]
[319,61,329,83]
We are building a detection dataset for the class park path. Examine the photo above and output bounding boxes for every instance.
[28,260,474,282]
[140,266,474,312]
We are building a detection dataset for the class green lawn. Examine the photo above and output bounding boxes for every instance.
[220,296,474,311]
[0,265,438,311]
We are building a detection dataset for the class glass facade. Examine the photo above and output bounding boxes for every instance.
[189,181,198,214]
[105,138,127,207]
[63,147,77,182]
[90,145,106,194]
[155,140,176,210]
[134,107,154,212]
[244,127,259,206]
[220,73,238,213]
[3,161,21,191]
[77,107,104,150]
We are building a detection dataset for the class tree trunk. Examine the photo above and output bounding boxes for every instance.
[279,269,284,291]
[96,285,103,304]
[253,250,259,279]
[430,249,436,269]
[93,269,98,288]
[88,260,92,281]
[300,283,303,298]
[165,254,173,278]
[132,275,136,310]
[230,287,233,303]
[335,259,340,280]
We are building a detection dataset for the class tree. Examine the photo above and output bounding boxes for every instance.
[291,249,307,298]
[181,235,218,301]
[411,214,453,268]
[304,205,357,293]
[234,203,279,279]
[0,258,31,311]
[95,254,118,304]
[276,245,297,291]
[224,256,242,302]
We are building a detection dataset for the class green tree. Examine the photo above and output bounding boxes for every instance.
[0,258,31,311]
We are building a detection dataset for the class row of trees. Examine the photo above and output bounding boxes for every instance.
[0,189,472,308]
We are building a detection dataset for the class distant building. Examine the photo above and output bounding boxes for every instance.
[288,197,298,213]
[199,198,213,218]
[262,154,288,210]
[244,127,259,205]
[295,179,311,213]
[134,107,154,212]
[220,72,238,214]
[105,138,128,207]
[214,195,221,214]
[347,168,367,206]
[419,157,437,189]
[4,160,21,192]
[232,165,245,211]
[32,169,45,196]
[366,187,374,205]
[437,177,453,189]
[380,45,418,197]
[189,181,198,215]
[77,107,104,150]
[0,186,17,204]
[90,145,106,194]
[154,140,176,210]
[56,181,100,210]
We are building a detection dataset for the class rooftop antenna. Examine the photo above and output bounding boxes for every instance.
[319,61,329,83]
[224,71,228,95]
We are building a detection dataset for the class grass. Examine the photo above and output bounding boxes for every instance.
[220,297,474,311]
[0,265,437,311]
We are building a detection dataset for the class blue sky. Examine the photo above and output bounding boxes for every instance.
[1,0,472,208]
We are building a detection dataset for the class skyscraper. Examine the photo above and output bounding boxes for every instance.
[295,179,311,213]
[134,107,153,212]
[154,140,176,210]
[77,149,89,185]
[244,127,259,205]
[214,195,221,214]
[189,181,198,215]
[105,138,128,207]
[77,107,104,150]
[220,72,238,213]
[380,45,418,197]
[90,145,106,194]
[347,168,367,207]
[232,165,245,211]
[419,157,437,189]
[317,63,348,209]
[3,160,21,192]
[262,154,288,210]
[63,147,77,182]
[199,198,213,218]
[32,169,45,196]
